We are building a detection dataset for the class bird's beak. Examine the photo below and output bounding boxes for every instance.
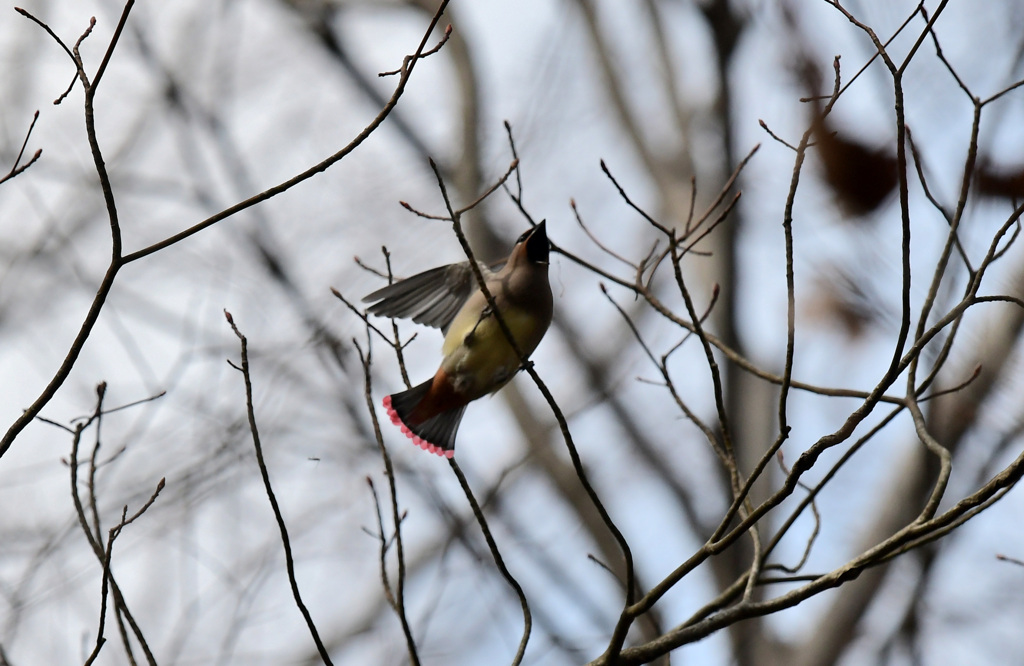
[524,220,549,264]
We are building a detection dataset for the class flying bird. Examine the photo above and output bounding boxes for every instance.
[363,222,553,458]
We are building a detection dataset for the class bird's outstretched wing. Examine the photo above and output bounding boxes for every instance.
[362,262,491,333]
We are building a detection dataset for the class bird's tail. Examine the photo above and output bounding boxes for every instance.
[383,379,466,458]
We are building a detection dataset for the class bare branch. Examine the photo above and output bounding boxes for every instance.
[224,311,334,665]
[354,334,420,665]
[448,459,532,665]
[0,110,41,185]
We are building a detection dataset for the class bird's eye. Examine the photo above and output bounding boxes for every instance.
[515,229,531,244]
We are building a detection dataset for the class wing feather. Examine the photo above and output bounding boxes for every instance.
[363,262,489,333]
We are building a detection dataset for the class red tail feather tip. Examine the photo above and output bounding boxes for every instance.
[382,394,454,458]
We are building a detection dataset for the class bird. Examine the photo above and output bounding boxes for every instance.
[363,222,553,458]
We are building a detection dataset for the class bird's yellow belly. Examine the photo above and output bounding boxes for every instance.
[441,306,542,399]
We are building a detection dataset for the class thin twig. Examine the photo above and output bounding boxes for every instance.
[355,334,420,664]
[119,1,452,265]
[92,0,135,90]
[571,199,639,270]
[0,7,128,460]
[0,110,42,185]
[600,284,722,462]
[767,451,821,574]
[422,155,634,658]
[63,384,158,666]
[588,441,1024,664]
[600,160,671,235]
[996,553,1024,567]
[448,459,532,666]
[381,247,413,387]
[380,24,452,76]
[224,311,335,665]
